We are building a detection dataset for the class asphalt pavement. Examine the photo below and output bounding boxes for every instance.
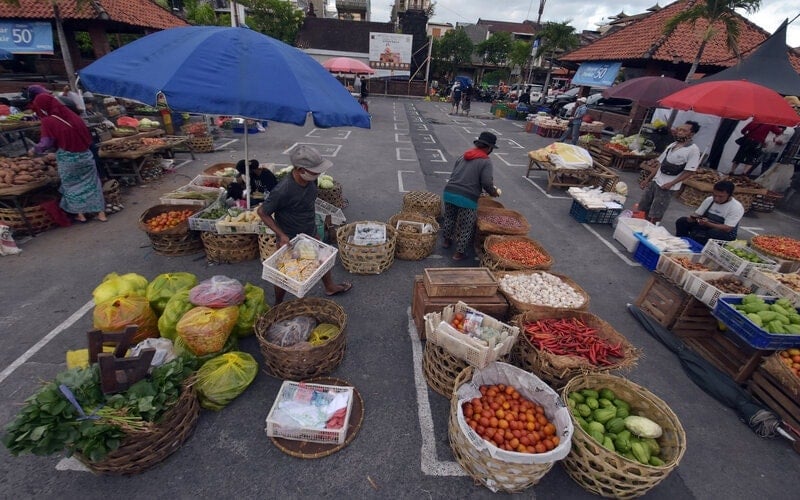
[1,96,799,499]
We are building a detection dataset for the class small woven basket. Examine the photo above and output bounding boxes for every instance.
[258,232,278,261]
[189,135,214,153]
[481,235,554,271]
[422,342,469,397]
[0,202,56,234]
[510,310,639,389]
[495,270,590,316]
[317,180,346,209]
[388,212,439,260]
[402,191,442,218]
[336,221,396,274]
[79,379,199,476]
[477,196,504,209]
[201,232,259,264]
[476,207,530,236]
[254,297,347,380]
[139,204,203,256]
[560,373,686,499]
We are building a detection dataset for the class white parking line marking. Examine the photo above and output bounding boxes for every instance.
[522,176,570,199]
[408,307,468,476]
[492,153,526,167]
[461,127,501,136]
[775,212,800,223]
[581,225,640,266]
[420,134,436,144]
[394,123,409,130]
[503,139,523,149]
[425,149,448,162]
[395,133,411,143]
[396,147,416,161]
[305,129,352,139]
[415,124,429,131]
[283,143,342,156]
[739,226,764,235]
[398,170,415,192]
[0,300,93,385]
[214,138,238,150]
[433,171,451,175]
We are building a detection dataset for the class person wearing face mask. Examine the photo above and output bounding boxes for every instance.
[257,145,352,305]
[674,180,744,245]
[637,121,701,224]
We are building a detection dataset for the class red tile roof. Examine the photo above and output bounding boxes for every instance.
[561,0,800,73]
[0,0,189,30]
[476,19,537,35]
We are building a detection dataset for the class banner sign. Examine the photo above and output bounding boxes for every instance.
[571,61,621,88]
[0,22,54,54]
[369,32,412,76]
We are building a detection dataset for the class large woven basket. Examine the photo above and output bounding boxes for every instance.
[0,202,56,234]
[139,204,203,256]
[336,221,396,274]
[561,373,686,499]
[258,232,278,261]
[189,135,214,153]
[79,379,199,475]
[388,212,439,260]
[254,297,347,380]
[201,232,259,264]
[481,235,554,271]
[317,180,346,209]
[511,310,639,389]
[402,191,442,218]
[762,353,800,399]
[477,196,504,209]
[677,183,707,208]
[496,270,590,316]
[476,207,530,236]
[422,342,469,397]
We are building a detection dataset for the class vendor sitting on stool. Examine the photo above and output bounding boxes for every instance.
[674,180,744,245]
[236,159,278,195]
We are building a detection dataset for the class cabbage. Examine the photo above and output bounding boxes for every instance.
[624,415,663,438]
[92,272,148,305]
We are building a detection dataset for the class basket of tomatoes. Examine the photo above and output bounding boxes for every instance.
[448,362,573,493]
[138,204,203,256]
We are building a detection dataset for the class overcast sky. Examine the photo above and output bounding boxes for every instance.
[366,0,800,47]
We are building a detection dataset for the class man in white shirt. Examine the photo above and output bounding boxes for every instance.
[675,180,744,244]
[637,121,702,223]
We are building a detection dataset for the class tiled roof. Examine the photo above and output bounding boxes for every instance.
[295,17,395,53]
[476,19,537,35]
[560,0,800,73]
[0,0,189,30]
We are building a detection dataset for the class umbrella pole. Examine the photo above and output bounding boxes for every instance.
[244,118,250,210]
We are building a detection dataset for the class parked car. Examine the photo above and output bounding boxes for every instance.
[588,97,634,115]
[508,84,543,102]
[558,92,604,118]
[547,87,605,117]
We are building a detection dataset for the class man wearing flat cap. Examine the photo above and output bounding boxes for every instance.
[258,145,352,304]
[441,132,501,261]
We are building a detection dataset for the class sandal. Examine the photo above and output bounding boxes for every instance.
[452,252,467,261]
[325,282,353,296]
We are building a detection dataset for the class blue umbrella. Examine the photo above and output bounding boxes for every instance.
[455,76,473,90]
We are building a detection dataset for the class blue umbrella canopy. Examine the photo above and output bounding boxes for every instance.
[78,26,370,129]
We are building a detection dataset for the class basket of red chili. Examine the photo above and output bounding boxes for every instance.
[480,235,554,271]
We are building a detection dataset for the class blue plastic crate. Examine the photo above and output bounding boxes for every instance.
[569,200,622,224]
[633,233,702,271]
[713,296,800,350]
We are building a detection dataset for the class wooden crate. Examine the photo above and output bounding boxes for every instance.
[681,330,756,383]
[748,367,800,438]
[588,142,613,169]
[671,298,718,338]
[411,277,508,339]
[423,267,498,297]
[608,151,659,172]
[635,274,691,329]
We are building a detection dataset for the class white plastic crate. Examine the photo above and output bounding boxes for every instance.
[748,269,800,307]
[613,217,654,253]
[315,198,346,226]
[160,185,222,207]
[265,380,353,445]
[261,233,338,298]
[655,252,724,287]
[702,239,779,277]
[187,203,225,232]
[682,271,771,309]
[189,174,231,189]
[424,301,519,369]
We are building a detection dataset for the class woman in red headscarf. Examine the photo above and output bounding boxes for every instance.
[29,93,106,222]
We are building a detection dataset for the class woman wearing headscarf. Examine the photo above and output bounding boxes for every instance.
[28,92,107,222]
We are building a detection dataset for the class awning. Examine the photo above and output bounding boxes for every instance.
[571,61,621,88]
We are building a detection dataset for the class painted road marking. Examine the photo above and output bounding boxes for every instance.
[739,226,764,236]
[461,127,501,136]
[414,123,429,131]
[305,129,351,139]
[395,133,411,143]
[394,123,409,130]
[503,139,523,149]
[582,224,640,266]
[283,143,342,156]
[493,153,526,167]
[420,134,436,144]
[407,307,468,477]
[214,138,239,151]
[398,170,415,192]
[775,211,800,223]
[397,147,417,161]
[424,149,448,162]
[522,176,570,199]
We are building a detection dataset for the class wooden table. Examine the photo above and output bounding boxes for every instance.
[588,142,658,171]
[526,156,619,193]
[98,130,194,184]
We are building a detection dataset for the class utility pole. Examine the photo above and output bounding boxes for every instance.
[537,0,547,25]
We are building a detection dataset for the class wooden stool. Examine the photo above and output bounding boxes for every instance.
[87,326,155,394]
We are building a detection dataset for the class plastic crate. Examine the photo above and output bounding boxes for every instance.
[265,380,353,445]
[261,233,338,298]
[160,184,222,207]
[568,200,622,224]
[748,270,800,307]
[613,217,654,253]
[702,239,779,277]
[714,296,800,350]
[655,252,724,287]
[633,233,702,271]
[189,174,231,189]
[315,197,346,226]
[682,271,771,309]
[423,301,519,369]
[188,203,224,232]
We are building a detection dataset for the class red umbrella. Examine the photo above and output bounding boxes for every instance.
[322,57,375,75]
[659,80,800,127]
[602,76,688,107]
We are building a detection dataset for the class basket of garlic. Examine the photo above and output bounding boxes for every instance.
[261,233,338,297]
[495,270,590,316]
[215,208,263,234]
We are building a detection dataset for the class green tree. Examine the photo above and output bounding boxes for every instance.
[183,0,221,26]
[663,0,761,82]
[508,40,533,85]
[476,31,512,66]
[536,21,579,100]
[239,0,305,45]
[432,28,474,81]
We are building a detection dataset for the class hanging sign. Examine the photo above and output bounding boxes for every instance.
[0,22,54,54]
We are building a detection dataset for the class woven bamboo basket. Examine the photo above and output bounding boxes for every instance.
[751,191,783,213]
[201,232,259,264]
[139,204,203,256]
[477,196,504,209]
[336,222,396,274]
[481,235,554,271]
[423,342,469,397]
[317,180,346,209]
[189,135,214,153]
[388,212,439,260]
[677,183,706,208]
[258,232,278,261]
[762,353,800,399]
[181,123,209,136]
[79,379,199,475]
[254,297,347,380]
[402,191,442,218]
[750,236,800,264]
[511,310,639,389]
[560,373,686,499]
[495,270,590,316]
[476,207,530,236]
[102,179,122,206]
[0,203,56,234]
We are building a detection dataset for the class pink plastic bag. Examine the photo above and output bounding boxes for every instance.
[189,276,245,308]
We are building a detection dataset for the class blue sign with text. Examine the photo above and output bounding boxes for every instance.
[572,61,621,88]
[0,22,54,54]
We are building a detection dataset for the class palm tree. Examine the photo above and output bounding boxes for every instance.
[535,21,578,101]
[663,0,762,82]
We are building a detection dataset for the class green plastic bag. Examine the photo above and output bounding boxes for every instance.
[173,333,238,365]
[195,351,258,410]
[232,283,269,337]
[146,272,197,315]
[157,290,194,341]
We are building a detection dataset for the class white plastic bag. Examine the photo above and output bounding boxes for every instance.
[130,337,177,367]
[0,224,21,256]
[755,163,794,193]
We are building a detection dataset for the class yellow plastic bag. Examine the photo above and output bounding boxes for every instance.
[195,352,258,410]
[92,294,159,344]
[65,346,118,369]
[176,306,238,356]
[92,272,148,305]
